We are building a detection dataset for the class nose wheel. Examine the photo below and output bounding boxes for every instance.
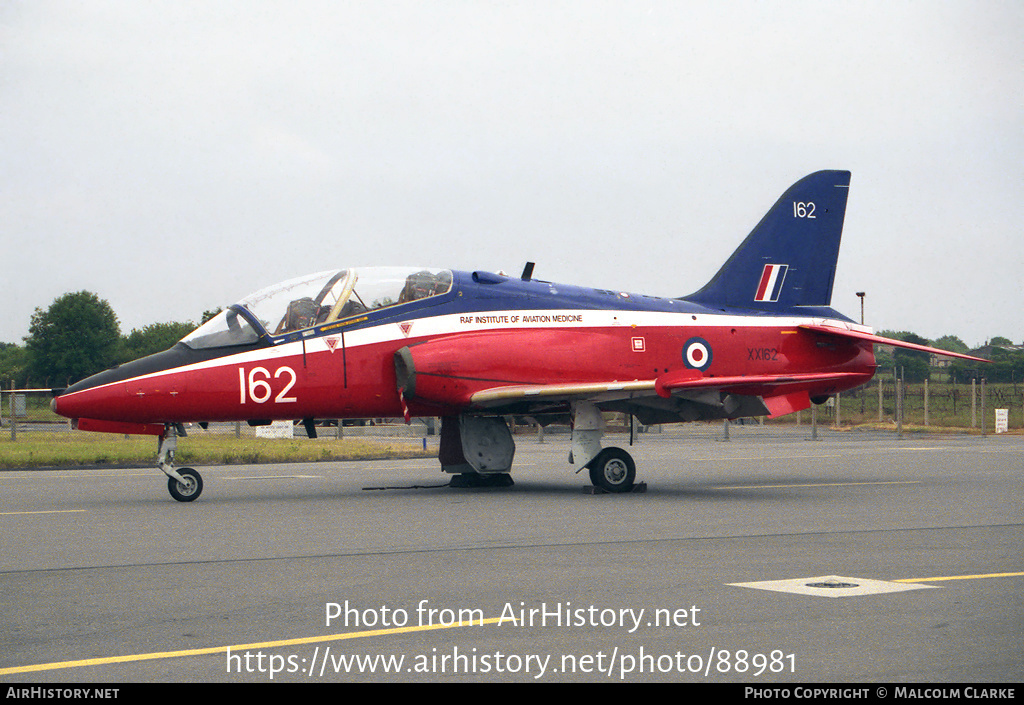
[157,425,204,502]
[167,467,203,502]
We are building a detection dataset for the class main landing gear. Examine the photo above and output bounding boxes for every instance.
[439,404,640,493]
[587,446,637,493]
[157,424,204,502]
[572,401,638,493]
[439,415,517,488]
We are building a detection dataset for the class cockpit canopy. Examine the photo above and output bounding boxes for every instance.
[181,267,452,349]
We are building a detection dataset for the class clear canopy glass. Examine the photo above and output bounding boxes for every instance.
[181,267,452,349]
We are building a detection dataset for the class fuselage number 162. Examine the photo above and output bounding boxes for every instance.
[239,366,298,404]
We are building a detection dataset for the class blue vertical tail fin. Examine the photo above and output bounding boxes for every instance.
[683,170,851,314]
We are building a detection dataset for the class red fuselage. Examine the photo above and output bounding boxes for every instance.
[53,272,877,430]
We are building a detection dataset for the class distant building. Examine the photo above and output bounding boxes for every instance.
[968,342,1024,360]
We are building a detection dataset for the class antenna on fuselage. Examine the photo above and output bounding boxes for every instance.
[520,262,535,281]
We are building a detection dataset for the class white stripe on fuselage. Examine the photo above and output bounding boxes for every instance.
[61,310,871,397]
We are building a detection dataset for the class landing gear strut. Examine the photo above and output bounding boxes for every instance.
[158,424,203,502]
[572,401,638,493]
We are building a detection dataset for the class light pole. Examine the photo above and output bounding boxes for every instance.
[856,291,865,325]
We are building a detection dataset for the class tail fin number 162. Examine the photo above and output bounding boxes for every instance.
[793,201,816,218]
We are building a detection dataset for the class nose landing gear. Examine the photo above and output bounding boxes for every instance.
[157,425,204,502]
[167,467,203,502]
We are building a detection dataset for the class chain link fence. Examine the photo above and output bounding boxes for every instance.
[2,379,1019,458]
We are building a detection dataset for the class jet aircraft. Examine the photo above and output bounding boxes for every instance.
[52,170,985,501]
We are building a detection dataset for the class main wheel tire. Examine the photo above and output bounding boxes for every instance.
[588,447,636,493]
[168,467,203,502]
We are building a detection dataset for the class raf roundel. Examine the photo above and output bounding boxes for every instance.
[683,337,713,371]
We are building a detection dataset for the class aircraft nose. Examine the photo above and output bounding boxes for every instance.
[51,389,77,418]
[51,365,132,421]
[51,384,88,420]
[51,345,186,421]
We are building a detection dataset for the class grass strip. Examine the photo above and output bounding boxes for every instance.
[0,432,435,469]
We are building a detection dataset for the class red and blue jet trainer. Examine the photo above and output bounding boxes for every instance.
[52,170,985,501]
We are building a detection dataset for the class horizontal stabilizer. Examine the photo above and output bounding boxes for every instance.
[799,325,989,363]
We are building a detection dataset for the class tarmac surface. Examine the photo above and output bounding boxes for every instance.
[1,424,1021,683]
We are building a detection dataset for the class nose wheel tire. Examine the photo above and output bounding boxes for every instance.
[168,468,203,502]
[588,447,636,493]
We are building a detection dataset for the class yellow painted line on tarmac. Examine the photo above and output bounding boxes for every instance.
[0,509,87,516]
[0,616,505,676]
[6,570,1023,675]
[894,571,1024,583]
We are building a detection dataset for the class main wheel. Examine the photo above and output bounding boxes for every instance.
[168,467,203,502]
[588,447,636,493]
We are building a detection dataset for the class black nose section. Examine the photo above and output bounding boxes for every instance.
[61,341,267,396]
[61,354,169,396]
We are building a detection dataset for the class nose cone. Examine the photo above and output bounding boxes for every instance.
[51,376,123,421]
[52,381,168,436]
[51,344,196,422]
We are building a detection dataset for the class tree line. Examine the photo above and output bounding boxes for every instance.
[874,331,1024,385]
[0,291,210,389]
[1,291,1021,389]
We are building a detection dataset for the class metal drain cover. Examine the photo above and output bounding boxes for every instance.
[806,580,859,589]
[728,575,939,598]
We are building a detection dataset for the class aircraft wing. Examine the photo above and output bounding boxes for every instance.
[470,380,657,405]
[470,370,867,419]
[798,324,989,363]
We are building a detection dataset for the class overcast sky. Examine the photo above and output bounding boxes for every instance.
[2,1,1022,348]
